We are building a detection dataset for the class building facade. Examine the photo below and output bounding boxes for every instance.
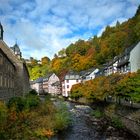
[0,24,30,101]
[42,77,49,93]
[62,71,81,97]
[81,68,99,82]
[48,73,61,95]
[117,47,132,74]
[102,42,140,76]
[0,49,15,101]
[129,42,140,72]
[30,78,43,94]
[104,57,118,76]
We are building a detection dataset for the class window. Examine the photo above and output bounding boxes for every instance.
[4,76,7,87]
[66,80,69,83]
[0,54,3,65]
[67,85,69,88]
[0,74,2,87]
[124,65,127,72]
[127,63,130,72]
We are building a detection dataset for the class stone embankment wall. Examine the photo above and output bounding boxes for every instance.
[117,113,140,138]
[105,104,140,138]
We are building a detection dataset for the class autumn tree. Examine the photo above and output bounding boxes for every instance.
[41,56,50,65]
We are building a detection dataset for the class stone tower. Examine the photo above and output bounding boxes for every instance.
[10,43,22,59]
[0,22,4,40]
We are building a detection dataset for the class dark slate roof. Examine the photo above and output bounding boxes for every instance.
[10,43,20,52]
[30,78,43,84]
[80,67,96,77]
[42,73,54,82]
[65,70,80,80]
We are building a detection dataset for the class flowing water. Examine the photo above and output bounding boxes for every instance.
[52,101,106,140]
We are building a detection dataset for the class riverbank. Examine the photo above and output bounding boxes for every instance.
[52,99,139,140]
[59,96,140,139]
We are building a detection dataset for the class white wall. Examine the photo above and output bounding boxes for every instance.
[130,42,140,72]
[31,83,40,94]
[85,69,99,81]
[48,73,60,95]
[62,79,81,97]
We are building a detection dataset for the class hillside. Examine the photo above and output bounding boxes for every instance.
[27,5,140,79]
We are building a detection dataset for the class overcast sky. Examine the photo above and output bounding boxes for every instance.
[0,0,140,60]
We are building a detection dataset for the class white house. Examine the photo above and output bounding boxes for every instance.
[129,42,140,72]
[42,76,49,93]
[103,56,118,76]
[62,71,81,97]
[30,77,43,94]
[48,73,61,95]
[102,42,140,76]
[80,68,99,82]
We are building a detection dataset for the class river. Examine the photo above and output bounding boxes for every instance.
[50,100,138,140]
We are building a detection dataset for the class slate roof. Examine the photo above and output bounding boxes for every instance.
[80,67,96,77]
[65,70,80,80]
[30,77,43,84]
[10,43,21,53]
[36,77,43,83]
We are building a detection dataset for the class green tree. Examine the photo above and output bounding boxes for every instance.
[41,56,50,65]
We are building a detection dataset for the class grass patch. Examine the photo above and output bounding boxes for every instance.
[111,116,124,129]
[91,108,104,118]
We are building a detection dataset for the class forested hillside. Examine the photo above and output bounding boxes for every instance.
[27,57,51,80]
[27,5,140,80]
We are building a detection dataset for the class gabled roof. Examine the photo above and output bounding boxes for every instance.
[0,40,22,65]
[30,77,44,84]
[80,67,97,77]
[42,73,56,82]
[65,70,80,80]
[35,77,43,83]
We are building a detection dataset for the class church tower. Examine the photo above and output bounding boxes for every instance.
[0,22,4,40]
[10,43,22,59]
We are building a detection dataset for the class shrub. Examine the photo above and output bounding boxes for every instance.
[7,97,26,112]
[25,95,40,109]
[28,89,38,95]
[0,102,7,139]
[54,102,71,131]
[91,109,104,118]
[111,116,123,129]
